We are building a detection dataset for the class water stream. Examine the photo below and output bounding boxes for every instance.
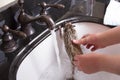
[50,29,64,79]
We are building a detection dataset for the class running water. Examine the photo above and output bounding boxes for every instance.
[50,29,64,79]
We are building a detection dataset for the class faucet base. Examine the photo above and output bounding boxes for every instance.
[0,40,18,53]
[21,23,35,37]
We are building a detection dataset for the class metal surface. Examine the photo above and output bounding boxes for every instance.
[0,25,27,53]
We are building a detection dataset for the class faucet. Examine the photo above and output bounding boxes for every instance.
[18,0,65,36]
[0,25,27,53]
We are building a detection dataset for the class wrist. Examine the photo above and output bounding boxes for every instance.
[90,53,106,72]
[96,33,107,48]
[96,54,107,71]
[98,54,120,74]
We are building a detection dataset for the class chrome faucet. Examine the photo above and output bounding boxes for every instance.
[18,0,65,36]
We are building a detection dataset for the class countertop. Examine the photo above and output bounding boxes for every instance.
[0,0,18,12]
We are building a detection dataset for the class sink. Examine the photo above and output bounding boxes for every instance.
[9,17,120,80]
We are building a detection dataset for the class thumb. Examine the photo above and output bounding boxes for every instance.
[72,39,82,45]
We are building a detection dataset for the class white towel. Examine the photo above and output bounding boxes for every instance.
[104,0,120,26]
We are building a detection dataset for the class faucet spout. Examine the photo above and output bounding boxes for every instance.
[23,15,55,30]
[38,15,55,30]
[18,10,55,30]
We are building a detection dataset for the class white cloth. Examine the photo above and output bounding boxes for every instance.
[104,0,120,26]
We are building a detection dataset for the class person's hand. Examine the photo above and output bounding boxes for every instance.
[73,34,105,51]
[73,53,120,75]
[73,53,103,74]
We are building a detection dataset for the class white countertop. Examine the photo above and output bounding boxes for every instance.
[0,0,18,12]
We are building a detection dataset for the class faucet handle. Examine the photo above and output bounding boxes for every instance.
[39,2,65,9]
[8,29,27,39]
[0,25,27,53]
[1,25,27,38]
[18,0,24,10]
[38,2,65,15]
[18,0,24,6]
[0,25,17,53]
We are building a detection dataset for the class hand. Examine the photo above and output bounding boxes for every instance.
[73,53,102,74]
[73,34,105,51]
[73,53,120,75]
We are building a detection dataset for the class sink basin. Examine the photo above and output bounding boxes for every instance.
[9,17,120,80]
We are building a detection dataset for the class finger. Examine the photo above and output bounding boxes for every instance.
[86,44,93,49]
[81,36,92,45]
[91,46,98,51]
[81,39,87,45]
[73,61,80,67]
[73,61,82,71]
[73,54,81,61]
[72,39,82,44]
[72,36,88,45]
[73,61,78,66]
